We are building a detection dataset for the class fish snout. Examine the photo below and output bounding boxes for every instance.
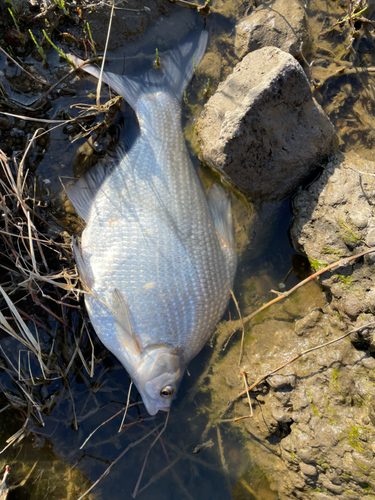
[143,399,170,416]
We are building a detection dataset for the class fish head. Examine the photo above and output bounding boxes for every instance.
[133,345,185,416]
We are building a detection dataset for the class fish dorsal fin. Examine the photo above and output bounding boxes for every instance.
[70,30,208,109]
[66,146,124,222]
[207,184,235,248]
[72,237,94,289]
[112,288,142,356]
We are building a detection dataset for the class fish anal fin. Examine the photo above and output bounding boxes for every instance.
[72,237,94,289]
[207,184,235,249]
[112,288,142,356]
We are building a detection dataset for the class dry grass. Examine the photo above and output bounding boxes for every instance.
[0,145,95,451]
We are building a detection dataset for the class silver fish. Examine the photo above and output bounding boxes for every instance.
[67,31,237,415]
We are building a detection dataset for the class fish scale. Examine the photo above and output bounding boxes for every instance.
[68,31,237,415]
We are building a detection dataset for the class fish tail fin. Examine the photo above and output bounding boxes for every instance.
[71,30,208,108]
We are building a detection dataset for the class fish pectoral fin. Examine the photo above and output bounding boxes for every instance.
[72,237,94,289]
[112,288,142,355]
[207,184,235,249]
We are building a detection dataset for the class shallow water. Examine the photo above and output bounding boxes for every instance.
[1,0,374,499]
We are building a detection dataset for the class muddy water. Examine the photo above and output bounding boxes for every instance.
[1,0,375,499]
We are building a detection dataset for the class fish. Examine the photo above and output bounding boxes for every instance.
[67,31,237,416]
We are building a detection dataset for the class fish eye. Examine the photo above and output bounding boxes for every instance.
[160,385,174,398]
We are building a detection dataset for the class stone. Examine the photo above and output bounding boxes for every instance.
[366,227,375,247]
[299,462,317,477]
[291,151,375,321]
[196,47,337,206]
[349,210,369,229]
[268,374,296,389]
[295,310,323,336]
[271,407,293,423]
[235,0,309,60]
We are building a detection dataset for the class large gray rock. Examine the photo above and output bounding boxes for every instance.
[196,46,337,207]
[235,0,309,60]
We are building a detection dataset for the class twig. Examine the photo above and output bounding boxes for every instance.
[80,402,141,449]
[0,46,51,87]
[31,56,102,110]
[97,1,115,111]
[118,379,133,432]
[229,321,375,407]
[132,413,170,498]
[347,0,354,31]
[227,287,245,366]
[76,423,164,500]
[300,41,319,87]
[225,246,375,338]
[240,370,252,417]
[136,457,180,496]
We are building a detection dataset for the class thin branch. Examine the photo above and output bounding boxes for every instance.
[228,321,375,407]
[118,380,133,432]
[225,246,375,339]
[240,369,252,417]
[96,1,115,111]
[227,287,245,366]
[76,423,165,500]
[0,46,51,87]
[132,413,170,498]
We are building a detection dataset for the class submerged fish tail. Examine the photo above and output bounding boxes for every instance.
[71,31,208,108]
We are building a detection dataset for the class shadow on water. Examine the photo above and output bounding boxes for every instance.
[2,0,374,498]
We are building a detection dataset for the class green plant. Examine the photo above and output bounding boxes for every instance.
[338,218,362,245]
[322,246,343,257]
[183,90,188,104]
[5,0,17,13]
[347,425,366,452]
[0,81,8,102]
[54,0,69,15]
[307,390,323,418]
[334,274,354,290]
[42,29,73,65]
[308,258,328,271]
[193,54,196,74]
[154,48,160,69]
[29,30,46,63]
[86,22,97,61]
[337,6,367,24]
[8,8,23,42]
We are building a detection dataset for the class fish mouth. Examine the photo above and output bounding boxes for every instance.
[143,399,170,416]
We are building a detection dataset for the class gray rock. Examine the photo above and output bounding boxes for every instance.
[366,227,375,247]
[291,151,375,320]
[295,310,323,336]
[268,374,296,389]
[299,462,317,477]
[235,0,309,60]
[196,46,337,207]
[271,407,293,423]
